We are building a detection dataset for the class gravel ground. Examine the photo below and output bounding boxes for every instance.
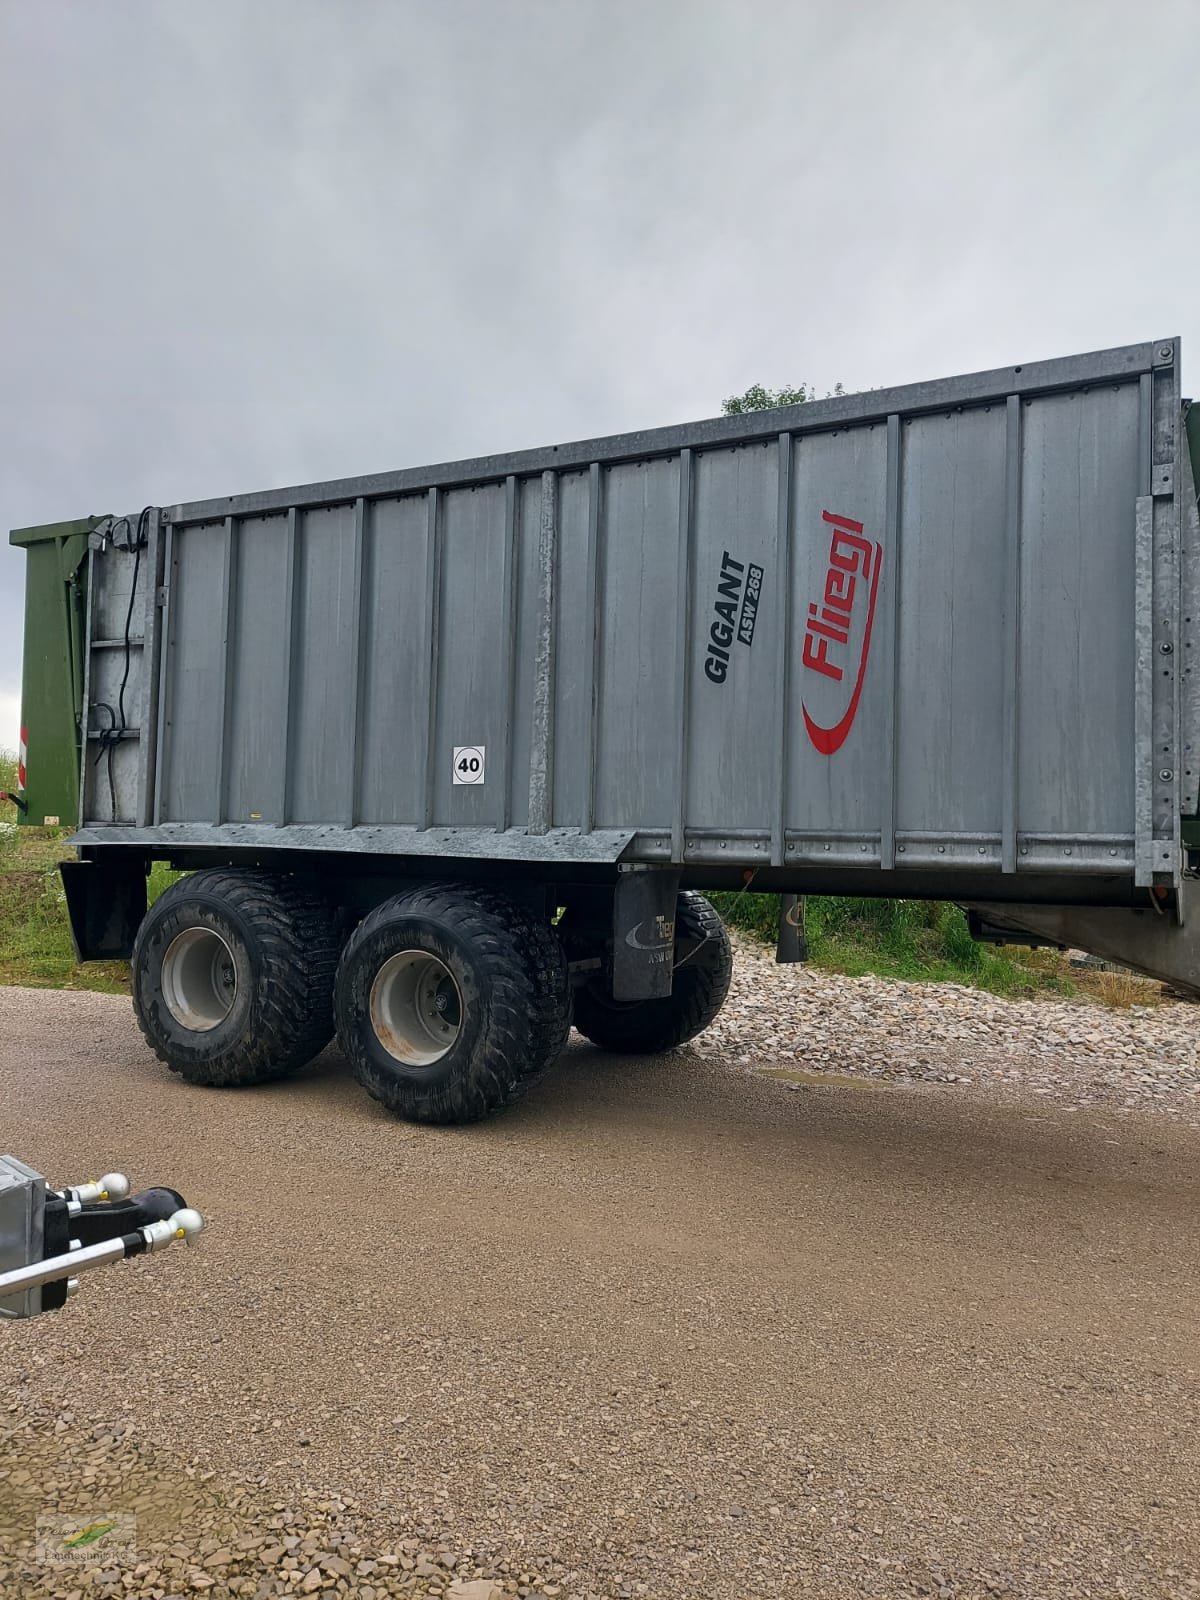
[702,933,1200,1121]
[1,981,1198,1600]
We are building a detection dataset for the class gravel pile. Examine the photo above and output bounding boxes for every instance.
[697,933,1200,1120]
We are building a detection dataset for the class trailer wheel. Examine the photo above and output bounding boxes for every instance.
[132,870,340,1087]
[335,884,571,1124]
[573,891,732,1055]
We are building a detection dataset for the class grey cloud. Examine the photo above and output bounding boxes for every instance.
[2,0,1197,746]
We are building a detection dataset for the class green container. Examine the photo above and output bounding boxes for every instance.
[8,518,99,827]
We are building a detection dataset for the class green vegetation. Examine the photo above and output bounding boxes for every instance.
[708,890,1081,1000]
[0,750,177,993]
[721,381,845,415]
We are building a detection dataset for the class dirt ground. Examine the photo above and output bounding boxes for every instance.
[1,985,1198,1599]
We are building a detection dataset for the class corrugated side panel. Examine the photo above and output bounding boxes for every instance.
[103,340,1179,882]
[359,493,435,824]
[430,483,512,828]
[685,440,783,833]
[160,520,225,823]
[1016,387,1140,841]
[785,424,891,853]
[288,505,359,823]
[225,513,291,824]
[592,457,682,831]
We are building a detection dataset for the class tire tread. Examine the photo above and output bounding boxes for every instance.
[336,883,570,1124]
[132,869,340,1087]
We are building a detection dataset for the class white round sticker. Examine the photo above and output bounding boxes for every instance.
[452,746,486,785]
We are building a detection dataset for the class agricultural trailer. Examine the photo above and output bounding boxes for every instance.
[8,336,1200,1123]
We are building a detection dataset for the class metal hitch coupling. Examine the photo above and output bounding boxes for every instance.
[0,1155,203,1320]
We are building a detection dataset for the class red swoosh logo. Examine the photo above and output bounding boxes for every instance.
[802,544,883,755]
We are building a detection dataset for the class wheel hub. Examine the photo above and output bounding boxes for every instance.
[161,927,238,1032]
[369,951,463,1066]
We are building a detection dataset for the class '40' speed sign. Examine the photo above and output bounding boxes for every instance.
[452,746,486,785]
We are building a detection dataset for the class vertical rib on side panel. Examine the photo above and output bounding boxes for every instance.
[1149,347,1181,882]
[277,507,299,823]
[497,476,519,831]
[507,479,542,830]
[1001,397,1023,873]
[346,498,368,827]
[1134,494,1155,882]
[528,471,558,835]
[771,434,792,867]
[578,463,602,834]
[551,469,592,828]
[878,416,901,869]
[151,525,174,826]
[213,517,237,822]
[672,448,693,860]
[420,488,442,830]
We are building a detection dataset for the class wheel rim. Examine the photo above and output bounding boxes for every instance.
[161,927,238,1032]
[369,951,463,1066]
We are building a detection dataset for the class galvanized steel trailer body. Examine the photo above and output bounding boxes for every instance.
[12,336,1200,1004]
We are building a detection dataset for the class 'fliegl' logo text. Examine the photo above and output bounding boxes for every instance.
[801,510,883,756]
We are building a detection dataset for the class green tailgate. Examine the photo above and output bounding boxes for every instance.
[8,518,99,827]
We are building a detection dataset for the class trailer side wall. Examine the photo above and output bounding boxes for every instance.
[61,339,1184,893]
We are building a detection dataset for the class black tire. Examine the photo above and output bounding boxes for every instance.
[132,869,340,1087]
[334,883,571,1124]
[573,890,733,1055]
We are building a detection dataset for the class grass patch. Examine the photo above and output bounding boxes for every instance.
[709,890,1083,1001]
[0,859,129,993]
[0,750,179,994]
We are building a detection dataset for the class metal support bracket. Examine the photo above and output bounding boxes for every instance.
[776,893,807,963]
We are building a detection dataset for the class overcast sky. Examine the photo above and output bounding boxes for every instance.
[1,0,1197,750]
